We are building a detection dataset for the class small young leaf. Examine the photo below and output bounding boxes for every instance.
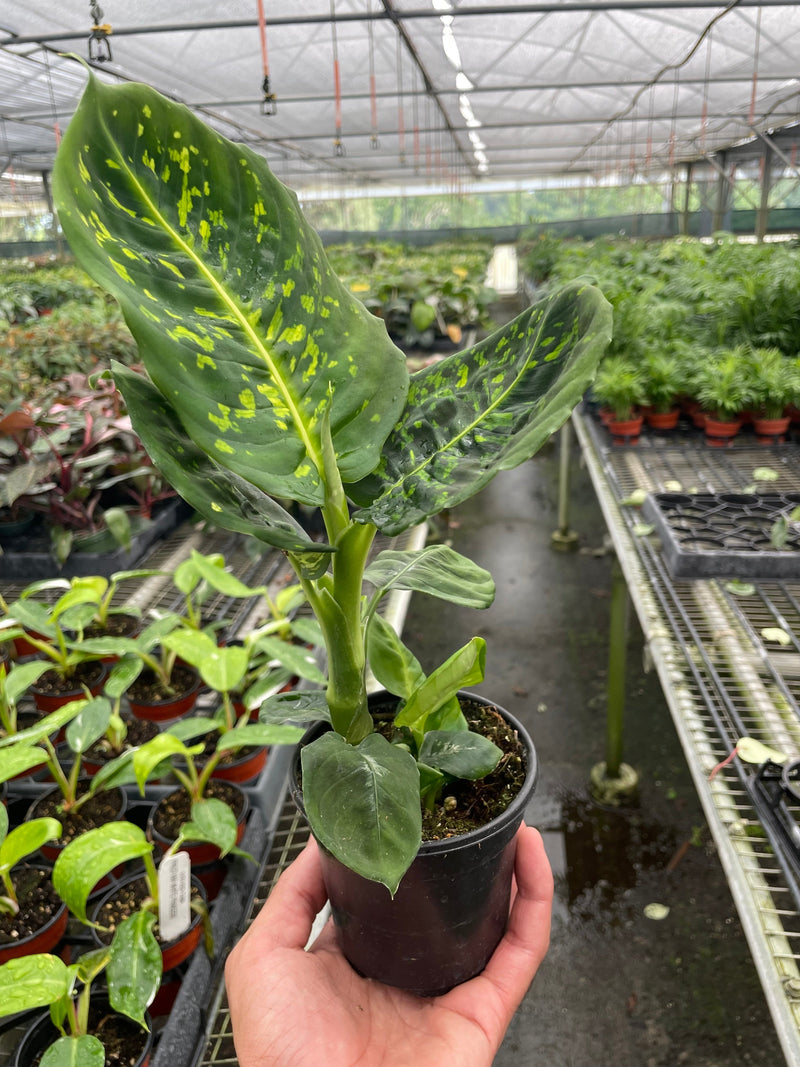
[724,580,755,596]
[180,798,238,857]
[0,954,71,1016]
[65,697,112,755]
[251,636,325,684]
[0,818,61,874]
[41,1035,106,1067]
[771,516,789,550]
[53,822,152,925]
[107,911,161,1025]
[737,736,788,765]
[366,612,425,700]
[257,690,331,725]
[620,489,648,508]
[216,723,303,752]
[632,523,655,536]
[752,467,779,481]
[364,545,495,609]
[761,627,792,646]
[418,730,502,780]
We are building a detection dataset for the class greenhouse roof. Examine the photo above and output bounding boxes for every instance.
[2,1,800,194]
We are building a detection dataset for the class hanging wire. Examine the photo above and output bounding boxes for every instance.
[700,29,712,154]
[43,49,62,148]
[396,32,406,167]
[88,0,113,63]
[668,69,680,169]
[256,0,276,116]
[367,0,378,149]
[330,0,345,156]
[412,67,421,174]
[748,7,762,127]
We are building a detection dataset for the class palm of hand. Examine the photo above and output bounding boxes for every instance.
[225,828,552,1067]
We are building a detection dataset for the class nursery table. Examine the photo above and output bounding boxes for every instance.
[571,409,800,1067]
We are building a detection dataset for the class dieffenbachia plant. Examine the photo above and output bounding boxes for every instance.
[53,72,612,894]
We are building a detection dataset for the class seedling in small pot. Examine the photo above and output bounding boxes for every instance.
[0,945,153,1067]
[0,806,61,917]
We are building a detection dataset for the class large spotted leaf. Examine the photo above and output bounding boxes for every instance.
[52,74,408,506]
[350,280,612,533]
[112,360,333,558]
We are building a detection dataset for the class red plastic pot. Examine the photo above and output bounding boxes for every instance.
[292,690,538,996]
[29,661,108,713]
[0,865,68,965]
[210,744,268,784]
[704,416,742,446]
[644,408,680,431]
[91,871,207,973]
[607,414,643,445]
[26,782,127,876]
[753,414,791,444]
[147,782,249,868]
[12,997,153,1067]
[127,667,201,722]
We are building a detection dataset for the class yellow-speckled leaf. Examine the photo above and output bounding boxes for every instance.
[351,280,612,533]
[53,74,408,506]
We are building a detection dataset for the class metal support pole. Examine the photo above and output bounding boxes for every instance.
[605,557,629,778]
[551,421,579,551]
[590,557,639,804]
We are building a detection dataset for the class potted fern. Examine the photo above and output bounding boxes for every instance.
[693,346,754,446]
[591,356,646,444]
[53,71,611,994]
[747,347,799,443]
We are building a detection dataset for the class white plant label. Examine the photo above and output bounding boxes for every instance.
[158,850,192,942]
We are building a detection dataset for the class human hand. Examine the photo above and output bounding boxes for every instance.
[225,823,553,1067]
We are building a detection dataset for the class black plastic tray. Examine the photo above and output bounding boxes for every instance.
[0,498,191,580]
[642,491,800,580]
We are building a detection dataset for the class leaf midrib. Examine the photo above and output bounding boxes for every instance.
[98,97,323,479]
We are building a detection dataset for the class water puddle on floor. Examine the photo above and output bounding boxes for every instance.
[544,794,679,923]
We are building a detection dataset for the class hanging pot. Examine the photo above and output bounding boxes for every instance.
[29,661,108,714]
[127,665,201,722]
[0,865,68,965]
[704,416,742,447]
[91,870,207,973]
[292,690,538,996]
[753,414,791,445]
[12,997,153,1067]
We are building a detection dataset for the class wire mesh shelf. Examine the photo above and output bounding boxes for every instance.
[574,409,800,1064]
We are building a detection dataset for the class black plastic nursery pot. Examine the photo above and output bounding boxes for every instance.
[292,690,538,997]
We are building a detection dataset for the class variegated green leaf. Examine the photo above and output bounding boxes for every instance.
[351,280,612,533]
[111,361,331,557]
[53,74,409,505]
[364,545,495,608]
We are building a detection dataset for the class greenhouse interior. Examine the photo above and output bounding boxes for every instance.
[3,2,800,1065]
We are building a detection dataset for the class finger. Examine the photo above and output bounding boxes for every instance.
[481,824,553,1007]
[240,837,328,953]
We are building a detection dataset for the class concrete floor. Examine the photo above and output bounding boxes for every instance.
[401,438,784,1067]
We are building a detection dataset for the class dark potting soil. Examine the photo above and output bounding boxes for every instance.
[152,779,244,842]
[378,698,528,841]
[32,660,105,696]
[0,867,61,945]
[127,662,198,704]
[28,1000,149,1067]
[30,787,125,843]
[84,716,159,764]
[84,613,141,640]
[93,874,203,947]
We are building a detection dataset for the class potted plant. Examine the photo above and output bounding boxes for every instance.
[52,72,611,993]
[641,349,683,430]
[591,356,647,443]
[694,346,754,446]
[0,592,107,712]
[0,947,154,1067]
[747,347,799,443]
[0,807,65,964]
